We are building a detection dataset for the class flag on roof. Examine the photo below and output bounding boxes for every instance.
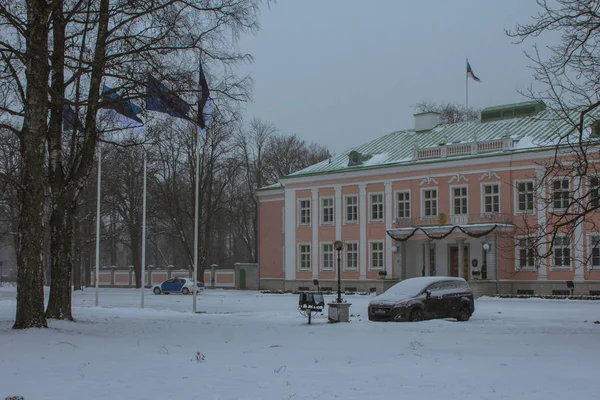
[146,75,190,120]
[467,60,481,82]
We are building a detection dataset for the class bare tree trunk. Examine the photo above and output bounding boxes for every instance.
[45,196,75,320]
[13,0,51,329]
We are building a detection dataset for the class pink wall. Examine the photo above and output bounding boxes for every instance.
[259,196,284,279]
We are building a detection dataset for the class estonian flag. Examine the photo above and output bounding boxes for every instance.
[146,75,190,120]
[63,104,84,132]
[197,59,211,130]
[467,61,481,82]
[102,85,143,125]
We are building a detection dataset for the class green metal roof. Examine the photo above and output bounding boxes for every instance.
[281,106,592,180]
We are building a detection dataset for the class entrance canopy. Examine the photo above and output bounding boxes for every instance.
[386,223,514,242]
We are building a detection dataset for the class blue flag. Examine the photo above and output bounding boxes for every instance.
[198,60,211,129]
[146,75,190,120]
[102,85,143,124]
[467,61,481,82]
[63,104,83,132]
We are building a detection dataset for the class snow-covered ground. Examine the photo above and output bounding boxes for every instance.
[0,287,599,400]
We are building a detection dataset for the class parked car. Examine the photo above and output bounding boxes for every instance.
[368,276,474,322]
[152,278,205,295]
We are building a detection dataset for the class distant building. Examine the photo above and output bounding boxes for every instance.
[257,101,600,296]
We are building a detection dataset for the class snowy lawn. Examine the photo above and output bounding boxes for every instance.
[1,288,599,400]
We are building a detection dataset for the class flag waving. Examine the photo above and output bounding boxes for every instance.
[102,85,143,125]
[467,60,481,82]
[198,59,211,130]
[146,75,191,120]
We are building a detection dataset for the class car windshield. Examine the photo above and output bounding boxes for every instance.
[374,277,447,301]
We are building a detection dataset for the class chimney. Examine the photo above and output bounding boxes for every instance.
[414,112,441,132]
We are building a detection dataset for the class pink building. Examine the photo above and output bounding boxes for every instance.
[257,101,600,296]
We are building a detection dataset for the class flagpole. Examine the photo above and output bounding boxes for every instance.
[466,58,470,140]
[95,140,101,307]
[141,144,147,308]
[193,52,203,314]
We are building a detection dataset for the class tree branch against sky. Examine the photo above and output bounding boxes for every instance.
[508,0,600,273]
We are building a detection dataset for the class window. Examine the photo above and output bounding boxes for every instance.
[552,290,570,296]
[370,193,384,221]
[396,191,410,218]
[517,289,534,295]
[345,196,358,223]
[298,244,311,271]
[423,189,438,217]
[552,179,570,209]
[345,242,358,270]
[553,236,571,268]
[590,235,600,269]
[321,243,334,271]
[321,198,334,225]
[517,181,534,213]
[299,199,311,225]
[590,177,600,209]
[483,184,499,213]
[452,187,468,215]
[517,237,535,270]
[370,241,384,270]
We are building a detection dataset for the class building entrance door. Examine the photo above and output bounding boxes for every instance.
[449,245,469,279]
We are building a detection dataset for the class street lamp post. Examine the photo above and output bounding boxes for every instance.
[334,240,344,303]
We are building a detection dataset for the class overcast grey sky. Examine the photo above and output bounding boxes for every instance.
[237,0,546,153]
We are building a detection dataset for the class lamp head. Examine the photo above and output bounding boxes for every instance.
[334,240,345,251]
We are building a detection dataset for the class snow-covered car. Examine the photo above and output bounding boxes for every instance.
[368,276,474,322]
[152,278,205,295]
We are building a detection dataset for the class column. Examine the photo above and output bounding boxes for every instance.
[574,176,584,281]
[423,241,431,276]
[384,181,393,278]
[359,183,367,280]
[400,241,407,280]
[457,239,465,279]
[311,188,319,279]
[335,185,342,241]
[284,188,297,282]
[536,168,548,280]
[487,237,497,280]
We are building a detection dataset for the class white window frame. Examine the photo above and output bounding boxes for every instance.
[298,198,311,226]
[369,241,384,270]
[550,178,570,211]
[297,243,311,271]
[344,241,359,270]
[514,180,535,214]
[369,192,384,222]
[421,187,438,218]
[320,197,334,225]
[450,185,468,216]
[587,234,600,270]
[395,190,411,219]
[481,182,500,214]
[321,242,334,271]
[515,235,536,271]
[552,235,572,270]
[344,195,358,224]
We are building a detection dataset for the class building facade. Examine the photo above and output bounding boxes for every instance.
[257,101,600,296]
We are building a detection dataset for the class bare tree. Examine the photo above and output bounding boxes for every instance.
[507,0,600,269]
[415,101,480,124]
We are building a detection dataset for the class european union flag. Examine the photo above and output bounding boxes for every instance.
[102,85,143,124]
[146,75,190,120]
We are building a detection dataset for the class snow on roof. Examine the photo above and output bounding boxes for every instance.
[280,106,600,180]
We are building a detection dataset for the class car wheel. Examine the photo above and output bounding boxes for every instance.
[181,287,190,295]
[408,308,423,322]
[456,305,471,321]
[153,287,161,295]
